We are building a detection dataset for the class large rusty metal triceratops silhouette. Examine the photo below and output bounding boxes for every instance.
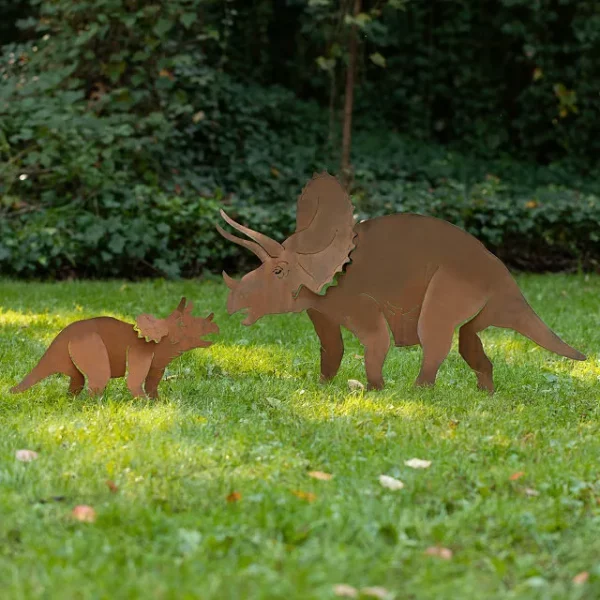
[217,172,585,392]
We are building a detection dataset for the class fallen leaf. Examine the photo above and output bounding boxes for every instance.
[379,475,404,491]
[106,480,118,493]
[521,432,535,444]
[524,487,540,497]
[509,471,525,481]
[226,491,242,503]
[15,449,38,462]
[425,546,453,560]
[71,505,96,523]
[291,490,316,502]
[307,471,333,481]
[449,419,460,429]
[361,587,390,599]
[348,379,365,392]
[405,458,431,469]
[573,571,589,585]
[333,584,358,598]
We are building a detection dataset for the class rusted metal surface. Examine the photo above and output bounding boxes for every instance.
[11,298,218,398]
[218,172,585,392]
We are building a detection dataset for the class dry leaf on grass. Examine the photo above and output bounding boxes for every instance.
[379,475,404,491]
[424,546,453,560]
[361,586,390,599]
[226,491,242,503]
[333,584,358,598]
[71,505,96,523]
[509,471,525,481]
[106,480,118,493]
[15,449,38,462]
[291,490,316,502]
[405,458,431,469]
[348,379,365,392]
[308,471,333,481]
[573,571,589,585]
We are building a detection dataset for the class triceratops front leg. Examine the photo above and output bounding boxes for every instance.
[307,308,344,382]
[347,301,391,391]
[144,366,165,399]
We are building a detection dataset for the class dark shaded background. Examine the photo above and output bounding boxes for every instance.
[1,0,599,278]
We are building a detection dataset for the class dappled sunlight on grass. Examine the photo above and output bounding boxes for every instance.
[18,399,321,497]
[209,342,298,377]
[31,401,175,440]
[569,357,600,383]
[290,390,441,423]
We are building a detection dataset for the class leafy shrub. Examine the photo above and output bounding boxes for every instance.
[1,0,599,278]
[0,0,328,277]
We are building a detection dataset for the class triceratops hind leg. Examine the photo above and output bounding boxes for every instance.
[68,333,111,395]
[416,268,487,388]
[68,370,85,395]
[458,313,494,393]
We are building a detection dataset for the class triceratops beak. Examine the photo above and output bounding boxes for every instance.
[222,271,238,290]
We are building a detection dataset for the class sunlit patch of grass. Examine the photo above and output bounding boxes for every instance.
[569,355,600,382]
[1,275,600,599]
[209,343,296,377]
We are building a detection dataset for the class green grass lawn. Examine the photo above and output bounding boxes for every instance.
[1,275,599,600]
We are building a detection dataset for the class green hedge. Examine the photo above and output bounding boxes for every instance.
[2,125,599,278]
[1,0,599,279]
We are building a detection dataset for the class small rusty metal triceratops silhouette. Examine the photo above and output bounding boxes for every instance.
[11,298,219,398]
[217,172,585,393]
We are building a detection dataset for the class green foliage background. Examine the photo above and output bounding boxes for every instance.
[0,0,599,278]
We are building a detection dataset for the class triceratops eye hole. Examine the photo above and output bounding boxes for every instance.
[273,265,286,279]
[272,261,289,279]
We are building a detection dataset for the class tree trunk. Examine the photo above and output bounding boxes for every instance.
[340,0,361,190]
[327,67,337,151]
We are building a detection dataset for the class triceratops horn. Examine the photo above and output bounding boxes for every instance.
[222,271,238,290]
[176,297,187,312]
[216,225,270,263]
[207,312,214,321]
[219,210,283,258]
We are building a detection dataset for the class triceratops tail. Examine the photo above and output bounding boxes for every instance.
[11,353,57,393]
[508,298,586,361]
